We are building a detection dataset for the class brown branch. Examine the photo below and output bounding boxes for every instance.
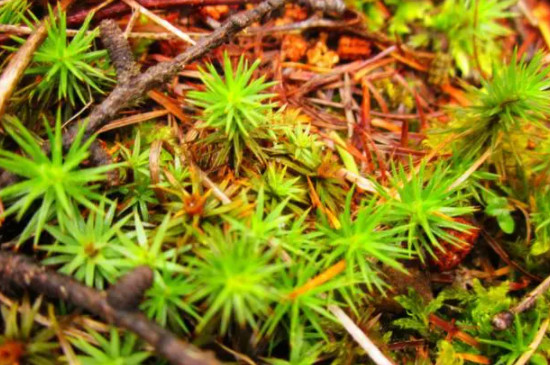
[493,274,550,331]
[0,251,220,365]
[0,0,75,120]
[0,0,289,188]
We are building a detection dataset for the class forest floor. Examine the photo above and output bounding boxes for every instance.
[1,0,550,364]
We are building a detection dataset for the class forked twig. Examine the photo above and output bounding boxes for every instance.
[58,0,289,150]
[0,251,220,365]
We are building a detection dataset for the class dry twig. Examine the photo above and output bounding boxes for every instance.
[121,0,196,44]
[0,251,220,365]
[493,274,550,330]
[513,312,550,365]
[328,305,395,365]
[0,0,346,189]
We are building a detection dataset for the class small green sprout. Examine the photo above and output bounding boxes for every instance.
[262,253,346,341]
[188,52,276,169]
[318,192,409,293]
[70,328,151,365]
[278,124,323,173]
[0,114,117,244]
[24,8,113,105]
[380,160,475,260]
[115,212,187,275]
[141,269,200,334]
[224,187,293,245]
[251,163,308,213]
[455,51,550,154]
[276,125,347,213]
[40,201,130,289]
[0,297,58,365]
[188,225,283,334]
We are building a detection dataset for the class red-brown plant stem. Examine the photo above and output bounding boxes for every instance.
[68,0,264,25]
[0,252,220,365]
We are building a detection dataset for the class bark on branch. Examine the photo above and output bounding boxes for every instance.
[100,19,141,84]
[0,251,220,365]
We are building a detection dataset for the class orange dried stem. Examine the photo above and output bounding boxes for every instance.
[456,353,491,364]
[288,260,346,299]
[429,314,480,348]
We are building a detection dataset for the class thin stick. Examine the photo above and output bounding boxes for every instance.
[197,169,232,205]
[446,148,492,192]
[121,0,196,45]
[0,0,75,119]
[0,24,204,40]
[328,305,395,365]
[493,274,550,330]
[98,110,170,133]
[124,7,141,38]
[0,252,220,365]
[337,168,377,193]
[513,314,549,365]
